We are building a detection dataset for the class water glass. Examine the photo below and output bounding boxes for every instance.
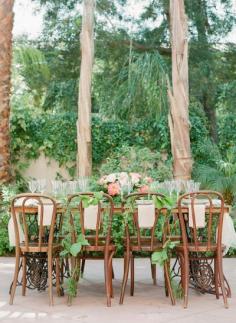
[78,177,89,192]
[28,180,38,193]
[37,179,47,193]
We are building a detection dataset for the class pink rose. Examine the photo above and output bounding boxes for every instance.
[130,172,141,184]
[108,182,120,196]
[138,185,149,193]
[144,177,153,183]
[106,173,117,183]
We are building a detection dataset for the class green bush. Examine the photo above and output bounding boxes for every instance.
[99,145,172,181]
[0,183,25,256]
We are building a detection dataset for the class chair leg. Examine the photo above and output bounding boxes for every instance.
[214,257,220,299]
[81,258,86,277]
[178,253,185,290]
[60,258,65,288]
[164,261,175,305]
[183,253,189,309]
[223,274,231,298]
[164,262,169,297]
[119,251,131,305]
[22,255,27,296]
[104,251,111,307]
[55,257,61,297]
[217,254,228,308]
[130,254,134,296]
[9,251,21,305]
[112,265,115,279]
[151,263,157,286]
[48,254,54,306]
[109,252,115,298]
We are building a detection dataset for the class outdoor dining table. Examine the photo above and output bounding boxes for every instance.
[10,202,231,297]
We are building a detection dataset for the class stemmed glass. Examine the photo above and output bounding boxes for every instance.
[149,181,159,192]
[78,177,89,192]
[120,179,133,201]
[37,179,47,193]
[67,181,77,194]
[51,180,62,197]
[28,180,38,193]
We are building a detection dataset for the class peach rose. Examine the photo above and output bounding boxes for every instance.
[130,172,141,184]
[144,176,153,183]
[138,185,149,193]
[108,182,120,196]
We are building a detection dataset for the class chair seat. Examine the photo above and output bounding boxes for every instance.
[125,236,163,252]
[176,243,225,252]
[20,243,61,253]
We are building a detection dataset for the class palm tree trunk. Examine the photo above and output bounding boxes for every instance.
[0,0,14,184]
[168,0,193,180]
[77,0,95,177]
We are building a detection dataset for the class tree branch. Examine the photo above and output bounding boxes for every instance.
[110,39,171,56]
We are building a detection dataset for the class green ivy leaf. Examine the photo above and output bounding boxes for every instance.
[151,249,168,266]
[77,234,90,245]
[70,242,82,256]
[60,249,69,257]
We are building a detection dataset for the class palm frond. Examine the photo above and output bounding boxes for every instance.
[104,52,169,120]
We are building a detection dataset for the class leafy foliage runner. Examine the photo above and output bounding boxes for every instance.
[60,192,104,304]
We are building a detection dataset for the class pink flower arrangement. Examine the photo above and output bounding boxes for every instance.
[98,172,153,196]
[144,176,153,183]
[138,185,150,193]
[108,182,120,196]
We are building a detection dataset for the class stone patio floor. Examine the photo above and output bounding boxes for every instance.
[0,257,236,323]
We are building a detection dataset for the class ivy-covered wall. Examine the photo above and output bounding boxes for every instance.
[10,105,210,178]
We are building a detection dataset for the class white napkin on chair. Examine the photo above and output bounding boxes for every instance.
[222,213,236,255]
[189,204,206,228]
[8,198,54,247]
[84,205,99,230]
[8,197,36,247]
[37,204,54,226]
[137,204,155,228]
[8,214,25,247]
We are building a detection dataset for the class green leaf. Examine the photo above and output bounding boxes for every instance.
[151,249,168,266]
[60,249,69,257]
[70,242,82,257]
[77,234,89,246]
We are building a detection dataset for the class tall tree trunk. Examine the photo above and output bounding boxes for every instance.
[168,0,193,180]
[202,91,218,142]
[77,0,95,177]
[0,0,14,184]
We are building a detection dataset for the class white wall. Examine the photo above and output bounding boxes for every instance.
[22,154,73,182]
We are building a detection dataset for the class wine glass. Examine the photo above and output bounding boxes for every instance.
[37,179,47,193]
[28,180,38,193]
[51,180,62,197]
[78,177,89,192]
[68,181,77,194]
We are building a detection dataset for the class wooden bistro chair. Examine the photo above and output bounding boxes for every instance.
[176,191,229,308]
[119,192,175,305]
[9,193,63,306]
[67,192,116,307]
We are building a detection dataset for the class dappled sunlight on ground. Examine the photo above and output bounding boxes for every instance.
[0,258,236,323]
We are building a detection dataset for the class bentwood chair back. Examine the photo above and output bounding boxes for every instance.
[67,192,116,307]
[9,193,62,306]
[177,190,229,308]
[119,192,175,305]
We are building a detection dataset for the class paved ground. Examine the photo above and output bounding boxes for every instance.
[0,257,236,323]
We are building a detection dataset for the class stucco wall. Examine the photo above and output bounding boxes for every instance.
[22,154,72,182]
